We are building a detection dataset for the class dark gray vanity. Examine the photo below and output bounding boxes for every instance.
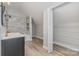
[1,37,25,56]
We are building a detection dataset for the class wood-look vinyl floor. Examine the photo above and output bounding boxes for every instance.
[25,37,79,56]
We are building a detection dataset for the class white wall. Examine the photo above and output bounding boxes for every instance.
[54,2,79,51]
[20,2,62,39]
[5,2,62,39]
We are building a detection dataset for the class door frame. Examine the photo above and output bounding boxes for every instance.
[43,2,69,53]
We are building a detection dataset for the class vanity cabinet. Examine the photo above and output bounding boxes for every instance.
[1,37,25,56]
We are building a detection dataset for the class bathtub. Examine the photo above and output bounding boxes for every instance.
[2,32,25,40]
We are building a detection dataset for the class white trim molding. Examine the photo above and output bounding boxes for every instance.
[32,35,43,40]
[54,42,79,52]
[35,35,43,40]
[43,2,70,53]
[43,45,48,50]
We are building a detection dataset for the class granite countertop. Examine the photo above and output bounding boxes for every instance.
[2,32,25,40]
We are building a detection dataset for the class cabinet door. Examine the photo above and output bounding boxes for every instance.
[1,37,24,56]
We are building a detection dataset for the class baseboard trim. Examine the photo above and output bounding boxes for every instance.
[32,35,36,37]
[32,35,43,40]
[54,42,79,52]
[43,45,48,50]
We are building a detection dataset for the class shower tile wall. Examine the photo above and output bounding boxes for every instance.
[8,17,26,34]
[5,8,27,34]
